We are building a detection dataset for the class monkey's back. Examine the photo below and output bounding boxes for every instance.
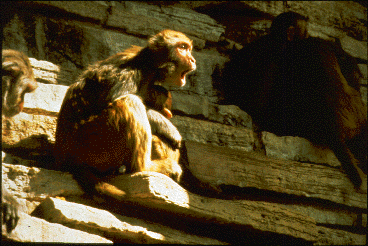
[54,83,143,174]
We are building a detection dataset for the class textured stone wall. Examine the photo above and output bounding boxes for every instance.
[2,1,366,166]
[2,1,367,244]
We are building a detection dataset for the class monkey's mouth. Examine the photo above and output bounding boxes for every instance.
[181,70,189,78]
[181,68,194,78]
[180,68,196,86]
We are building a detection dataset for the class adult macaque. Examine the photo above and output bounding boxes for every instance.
[2,49,37,233]
[221,12,367,191]
[54,30,196,200]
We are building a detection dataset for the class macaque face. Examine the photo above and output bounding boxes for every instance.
[150,30,196,87]
[164,40,196,87]
[2,50,37,118]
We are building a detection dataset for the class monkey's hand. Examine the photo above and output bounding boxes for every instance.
[1,201,20,233]
[147,109,182,149]
[2,184,20,233]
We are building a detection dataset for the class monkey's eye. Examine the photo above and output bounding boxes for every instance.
[178,43,189,50]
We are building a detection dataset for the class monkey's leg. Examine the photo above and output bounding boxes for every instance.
[148,158,183,182]
[150,135,182,182]
[251,119,266,154]
[346,124,367,175]
[115,96,183,180]
[71,163,126,201]
[330,139,367,192]
[147,108,182,149]
[113,94,153,172]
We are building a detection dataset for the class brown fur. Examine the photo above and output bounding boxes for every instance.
[54,30,195,200]
[2,49,38,117]
[146,85,182,181]
[151,135,182,181]
[2,49,37,232]
[144,84,173,117]
[2,183,20,233]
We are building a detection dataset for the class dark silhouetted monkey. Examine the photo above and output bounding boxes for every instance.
[221,12,367,191]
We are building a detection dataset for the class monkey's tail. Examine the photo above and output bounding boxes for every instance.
[95,182,126,200]
[73,163,127,201]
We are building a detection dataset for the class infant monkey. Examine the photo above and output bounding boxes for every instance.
[145,85,182,180]
[145,84,173,119]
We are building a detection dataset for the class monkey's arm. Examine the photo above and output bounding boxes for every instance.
[147,109,182,149]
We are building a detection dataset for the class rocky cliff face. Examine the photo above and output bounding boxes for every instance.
[2,1,367,244]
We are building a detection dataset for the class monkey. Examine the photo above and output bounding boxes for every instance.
[144,84,224,197]
[144,84,180,149]
[143,84,223,197]
[269,11,309,42]
[116,84,182,180]
[145,84,182,180]
[144,84,173,119]
[2,49,38,118]
[218,12,310,154]
[2,49,37,233]
[221,12,367,191]
[54,30,196,201]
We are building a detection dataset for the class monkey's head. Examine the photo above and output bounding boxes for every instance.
[270,11,309,42]
[145,84,173,119]
[2,50,38,118]
[148,30,196,87]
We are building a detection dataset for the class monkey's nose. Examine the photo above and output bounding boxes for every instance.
[190,57,196,70]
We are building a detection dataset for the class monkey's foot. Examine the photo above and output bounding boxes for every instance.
[357,178,367,194]
[170,161,183,182]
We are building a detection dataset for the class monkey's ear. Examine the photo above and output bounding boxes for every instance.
[286,26,296,41]
[2,61,20,72]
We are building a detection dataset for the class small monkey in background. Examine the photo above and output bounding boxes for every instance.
[221,12,366,191]
[2,49,37,233]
